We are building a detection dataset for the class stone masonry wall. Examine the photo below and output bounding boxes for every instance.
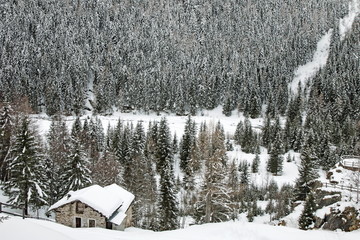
[55,201,106,228]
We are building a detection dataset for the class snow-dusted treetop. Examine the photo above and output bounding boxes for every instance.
[48,184,134,225]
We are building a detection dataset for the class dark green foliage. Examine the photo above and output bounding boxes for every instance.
[156,118,179,230]
[0,104,14,181]
[158,158,179,230]
[240,162,250,185]
[299,191,317,230]
[235,118,259,153]
[267,117,284,175]
[179,116,196,177]
[294,144,319,201]
[71,117,83,139]
[156,118,173,172]
[222,97,233,117]
[234,121,244,145]
[251,153,260,173]
[172,133,178,154]
[284,89,303,152]
[261,116,272,149]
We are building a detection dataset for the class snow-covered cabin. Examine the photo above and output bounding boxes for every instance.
[48,184,134,231]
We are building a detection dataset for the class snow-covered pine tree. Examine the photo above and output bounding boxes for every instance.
[0,103,14,181]
[294,134,319,201]
[179,116,196,173]
[2,116,47,215]
[156,118,179,230]
[46,115,71,203]
[117,123,133,188]
[241,118,257,153]
[132,123,158,230]
[251,153,260,173]
[128,121,147,224]
[172,132,178,154]
[284,85,303,152]
[227,159,240,219]
[111,118,123,153]
[298,191,317,230]
[240,162,250,185]
[61,128,92,195]
[222,97,232,117]
[267,116,284,176]
[71,116,83,139]
[261,115,272,149]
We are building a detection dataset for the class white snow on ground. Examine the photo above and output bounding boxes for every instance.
[227,147,300,188]
[32,106,262,140]
[339,0,360,41]
[289,29,333,95]
[1,214,360,240]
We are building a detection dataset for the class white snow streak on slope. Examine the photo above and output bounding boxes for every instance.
[339,0,360,41]
[289,29,333,95]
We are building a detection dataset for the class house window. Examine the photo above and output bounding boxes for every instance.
[76,202,85,214]
[75,217,82,228]
[88,219,96,228]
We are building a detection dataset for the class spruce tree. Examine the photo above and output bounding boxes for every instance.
[222,97,232,117]
[294,141,319,201]
[240,162,250,185]
[234,120,244,145]
[0,104,14,181]
[252,153,260,173]
[298,191,317,230]
[47,115,71,203]
[156,118,179,230]
[261,116,272,149]
[156,118,173,172]
[267,117,284,176]
[61,134,92,194]
[179,116,196,174]
[158,158,179,230]
[2,116,47,215]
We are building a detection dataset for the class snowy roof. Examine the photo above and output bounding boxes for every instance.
[49,184,134,225]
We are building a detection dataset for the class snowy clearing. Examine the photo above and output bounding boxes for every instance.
[32,106,262,141]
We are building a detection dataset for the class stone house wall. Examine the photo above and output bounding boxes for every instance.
[55,201,106,228]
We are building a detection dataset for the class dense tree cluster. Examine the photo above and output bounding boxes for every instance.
[0,0,348,117]
[0,0,359,231]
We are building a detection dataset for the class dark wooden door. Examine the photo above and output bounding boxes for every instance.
[106,221,112,229]
[75,217,81,228]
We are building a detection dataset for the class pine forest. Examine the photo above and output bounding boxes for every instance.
[0,0,359,232]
